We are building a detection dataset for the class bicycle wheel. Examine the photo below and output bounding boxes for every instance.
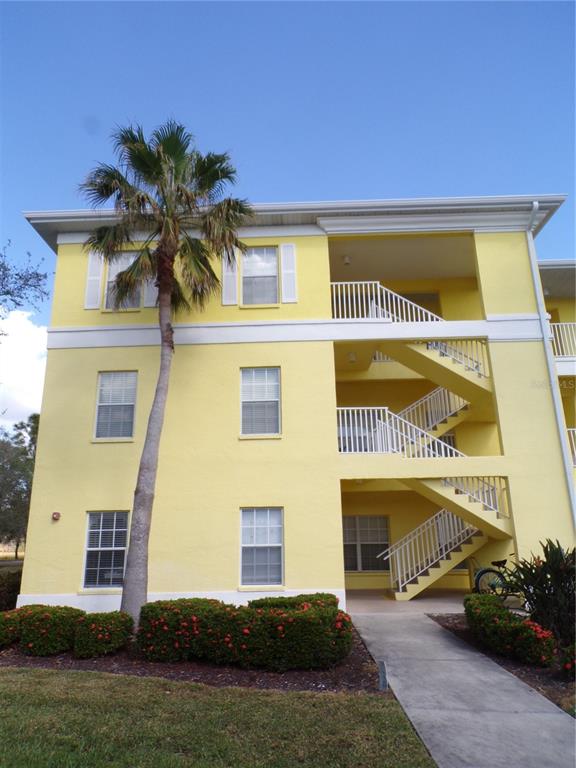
[475,568,508,596]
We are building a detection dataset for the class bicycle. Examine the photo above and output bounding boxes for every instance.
[469,555,531,612]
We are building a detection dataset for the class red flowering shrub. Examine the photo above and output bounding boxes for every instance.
[464,595,554,666]
[247,593,339,610]
[0,609,21,648]
[557,644,575,678]
[137,595,353,670]
[19,605,85,656]
[73,611,133,658]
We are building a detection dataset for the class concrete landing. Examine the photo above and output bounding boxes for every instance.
[352,612,575,768]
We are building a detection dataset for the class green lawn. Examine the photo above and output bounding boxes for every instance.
[0,668,434,768]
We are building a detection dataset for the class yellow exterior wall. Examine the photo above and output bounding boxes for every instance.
[51,235,332,328]
[336,380,435,411]
[546,298,576,324]
[474,233,538,316]
[21,341,344,598]
[384,278,483,320]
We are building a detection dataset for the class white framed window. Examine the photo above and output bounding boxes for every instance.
[84,511,128,587]
[343,516,389,571]
[105,253,141,309]
[241,507,283,585]
[242,246,278,304]
[95,371,137,439]
[241,367,280,435]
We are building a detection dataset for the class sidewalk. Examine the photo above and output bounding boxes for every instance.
[352,612,575,768]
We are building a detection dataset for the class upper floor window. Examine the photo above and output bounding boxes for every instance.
[241,368,280,435]
[242,247,278,305]
[95,371,137,439]
[105,253,141,309]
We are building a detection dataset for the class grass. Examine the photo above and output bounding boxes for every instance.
[0,668,435,768]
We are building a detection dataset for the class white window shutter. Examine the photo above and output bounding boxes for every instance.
[143,279,158,308]
[222,254,238,305]
[84,251,103,309]
[280,244,297,303]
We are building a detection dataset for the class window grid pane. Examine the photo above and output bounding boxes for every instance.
[343,516,389,572]
[242,247,278,304]
[96,372,137,438]
[84,512,128,587]
[241,507,283,585]
[105,253,141,309]
[241,368,280,435]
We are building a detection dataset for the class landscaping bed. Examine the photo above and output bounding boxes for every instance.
[430,612,575,715]
[0,625,379,693]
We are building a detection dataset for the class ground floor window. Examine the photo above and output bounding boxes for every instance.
[343,515,389,571]
[241,507,283,585]
[84,511,128,587]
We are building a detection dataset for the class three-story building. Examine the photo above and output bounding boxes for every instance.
[18,195,575,609]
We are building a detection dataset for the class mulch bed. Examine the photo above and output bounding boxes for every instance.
[0,627,383,694]
[430,613,575,715]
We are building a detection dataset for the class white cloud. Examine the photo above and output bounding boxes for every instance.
[0,311,47,430]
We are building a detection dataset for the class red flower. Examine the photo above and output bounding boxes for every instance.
[242,628,250,635]
[277,625,284,632]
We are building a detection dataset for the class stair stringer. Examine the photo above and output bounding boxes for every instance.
[379,341,493,408]
[401,477,512,540]
[395,532,489,601]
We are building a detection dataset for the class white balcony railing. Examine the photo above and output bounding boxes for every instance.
[377,509,478,592]
[398,387,468,433]
[337,407,465,459]
[441,476,509,518]
[568,429,576,467]
[551,323,576,358]
[331,281,442,322]
[424,339,490,378]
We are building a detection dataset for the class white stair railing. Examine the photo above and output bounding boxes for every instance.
[337,407,466,458]
[372,351,394,362]
[441,476,509,518]
[551,323,576,357]
[424,339,490,378]
[568,429,576,467]
[331,281,442,323]
[398,387,468,432]
[377,509,478,592]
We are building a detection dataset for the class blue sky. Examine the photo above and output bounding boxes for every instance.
[0,0,574,329]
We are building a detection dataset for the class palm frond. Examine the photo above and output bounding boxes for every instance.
[110,247,157,309]
[191,151,237,203]
[178,233,220,309]
[151,121,193,177]
[85,222,134,259]
[79,165,135,208]
[202,198,253,262]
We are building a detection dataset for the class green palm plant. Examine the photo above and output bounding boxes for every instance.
[80,121,252,623]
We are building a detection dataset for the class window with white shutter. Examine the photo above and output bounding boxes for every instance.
[240,368,280,435]
[242,247,278,304]
[84,511,128,587]
[105,253,141,309]
[95,372,137,439]
[84,251,104,309]
[280,244,297,303]
[241,507,283,585]
[222,255,238,305]
[343,516,389,571]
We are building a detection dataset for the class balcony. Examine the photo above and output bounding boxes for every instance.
[331,281,441,322]
[550,323,576,375]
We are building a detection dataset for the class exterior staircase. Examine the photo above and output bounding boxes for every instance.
[402,476,512,539]
[397,386,470,438]
[377,508,488,600]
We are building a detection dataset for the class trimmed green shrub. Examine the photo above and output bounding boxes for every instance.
[504,539,575,647]
[0,609,21,648]
[464,594,554,666]
[19,605,85,656]
[247,593,339,610]
[137,596,353,671]
[73,611,134,658]
[0,569,22,612]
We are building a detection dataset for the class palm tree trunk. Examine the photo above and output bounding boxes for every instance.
[120,285,174,625]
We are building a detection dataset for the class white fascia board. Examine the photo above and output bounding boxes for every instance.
[317,212,539,234]
[46,316,544,350]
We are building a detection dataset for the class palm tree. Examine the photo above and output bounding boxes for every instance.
[80,121,251,623]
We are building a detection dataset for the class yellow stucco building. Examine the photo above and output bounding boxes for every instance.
[18,195,575,610]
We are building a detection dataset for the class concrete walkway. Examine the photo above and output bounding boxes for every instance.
[352,612,575,768]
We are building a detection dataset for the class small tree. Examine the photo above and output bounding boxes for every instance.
[0,416,38,559]
[0,242,48,316]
